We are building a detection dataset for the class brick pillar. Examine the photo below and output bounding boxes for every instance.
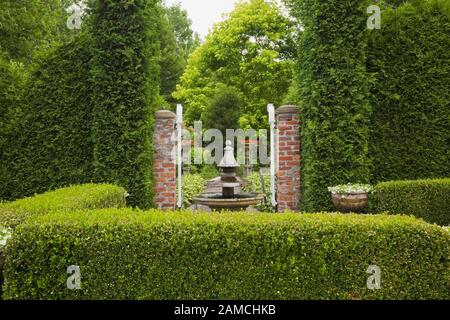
[276,105,301,212]
[153,110,176,210]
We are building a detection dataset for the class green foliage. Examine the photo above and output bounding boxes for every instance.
[90,0,160,208]
[199,165,219,181]
[202,84,242,134]
[243,172,270,195]
[286,0,373,211]
[0,56,26,200]
[367,0,450,182]
[165,3,201,63]
[181,174,205,208]
[3,210,449,299]
[158,4,185,105]
[158,2,200,105]
[3,33,95,201]
[242,172,275,212]
[328,184,374,195]
[0,184,127,229]
[375,178,450,226]
[0,0,83,63]
[173,0,296,128]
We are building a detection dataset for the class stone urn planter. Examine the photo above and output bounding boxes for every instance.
[328,184,373,213]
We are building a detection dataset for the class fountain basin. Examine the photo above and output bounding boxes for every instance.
[193,192,263,211]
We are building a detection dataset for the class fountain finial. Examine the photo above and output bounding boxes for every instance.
[219,140,239,168]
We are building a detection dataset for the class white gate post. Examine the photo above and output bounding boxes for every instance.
[267,104,277,208]
[176,104,183,209]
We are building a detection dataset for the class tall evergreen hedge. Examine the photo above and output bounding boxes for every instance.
[286,0,372,211]
[91,0,160,208]
[367,0,450,182]
[0,56,25,200]
[1,0,160,207]
[4,34,95,201]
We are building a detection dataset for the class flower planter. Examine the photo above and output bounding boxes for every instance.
[331,192,369,213]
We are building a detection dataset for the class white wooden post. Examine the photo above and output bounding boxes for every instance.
[176,104,183,209]
[267,104,277,207]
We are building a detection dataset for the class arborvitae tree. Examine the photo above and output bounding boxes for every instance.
[91,0,160,208]
[286,0,372,211]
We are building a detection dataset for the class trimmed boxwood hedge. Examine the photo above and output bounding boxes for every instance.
[375,178,450,226]
[3,210,449,300]
[0,184,127,229]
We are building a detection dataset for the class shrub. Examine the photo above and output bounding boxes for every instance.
[375,178,450,226]
[4,33,96,201]
[243,172,270,194]
[199,165,219,181]
[3,0,162,208]
[90,0,160,208]
[3,210,449,300]
[181,174,205,208]
[0,184,127,229]
[0,55,25,201]
[367,0,450,182]
[285,0,373,211]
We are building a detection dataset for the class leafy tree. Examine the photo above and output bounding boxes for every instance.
[158,2,200,105]
[203,84,242,134]
[173,0,296,129]
[165,3,201,63]
[158,5,185,105]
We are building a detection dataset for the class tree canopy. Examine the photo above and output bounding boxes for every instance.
[158,2,200,105]
[173,0,296,129]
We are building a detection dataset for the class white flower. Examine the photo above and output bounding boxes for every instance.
[0,227,12,248]
[328,183,374,195]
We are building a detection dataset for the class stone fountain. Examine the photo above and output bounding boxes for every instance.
[193,141,263,211]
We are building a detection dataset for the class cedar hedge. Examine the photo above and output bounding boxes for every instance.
[91,0,160,208]
[367,0,450,183]
[375,178,450,226]
[3,210,449,300]
[5,33,96,201]
[0,54,25,200]
[1,0,160,208]
[0,184,127,229]
[285,0,373,211]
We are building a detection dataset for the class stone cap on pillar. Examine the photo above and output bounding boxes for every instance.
[276,105,299,115]
[155,110,176,119]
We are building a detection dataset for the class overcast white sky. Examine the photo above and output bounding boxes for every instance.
[165,0,239,38]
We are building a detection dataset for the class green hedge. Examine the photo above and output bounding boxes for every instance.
[368,0,450,182]
[0,55,25,201]
[2,0,161,208]
[0,184,127,229]
[286,0,373,211]
[90,0,160,208]
[3,210,449,299]
[375,178,450,226]
[3,33,95,201]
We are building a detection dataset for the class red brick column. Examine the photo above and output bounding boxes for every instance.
[153,110,176,210]
[276,105,301,212]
